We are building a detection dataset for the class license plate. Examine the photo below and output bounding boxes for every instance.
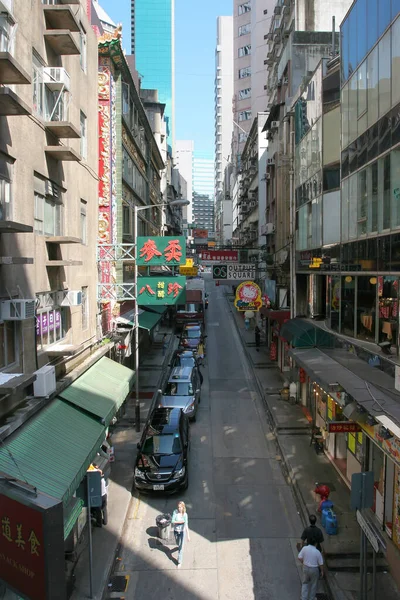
[153,484,164,490]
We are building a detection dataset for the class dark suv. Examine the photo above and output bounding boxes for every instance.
[134,408,189,493]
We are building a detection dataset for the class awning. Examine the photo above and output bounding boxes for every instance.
[138,310,163,331]
[116,307,165,329]
[261,308,290,323]
[144,305,167,315]
[280,318,334,348]
[0,399,105,506]
[59,356,135,426]
[290,347,400,427]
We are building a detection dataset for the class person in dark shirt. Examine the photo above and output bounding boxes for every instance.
[301,514,324,552]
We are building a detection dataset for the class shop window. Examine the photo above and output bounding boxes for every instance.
[36,292,68,351]
[369,441,385,524]
[341,276,355,336]
[356,275,377,342]
[0,321,18,369]
[378,276,398,351]
[348,430,364,464]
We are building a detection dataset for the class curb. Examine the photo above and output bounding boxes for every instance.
[226,292,335,600]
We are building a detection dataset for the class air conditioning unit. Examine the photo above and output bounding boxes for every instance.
[43,67,71,91]
[1,299,35,320]
[33,365,56,398]
[271,121,279,129]
[56,290,82,307]
[266,223,276,234]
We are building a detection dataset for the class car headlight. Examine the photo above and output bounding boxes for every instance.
[134,467,146,479]
[174,466,185,478]
[184,402,195,412]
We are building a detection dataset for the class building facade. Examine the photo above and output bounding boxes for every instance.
[192,192,215,233]
[215,16,233,244]
[175,139,194,225]
[131,0,175,144]
[233,0,253,164]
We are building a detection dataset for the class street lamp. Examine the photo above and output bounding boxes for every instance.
[134,199,190,432]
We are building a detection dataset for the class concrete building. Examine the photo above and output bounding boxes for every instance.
[175,139,194,225]
[192,193,215,234]
[215,16,233,244]
[193,154,215,235]
[131,0,175,145]
[233,0,252,164]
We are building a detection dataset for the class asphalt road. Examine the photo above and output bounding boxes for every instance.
[110,278,303,600]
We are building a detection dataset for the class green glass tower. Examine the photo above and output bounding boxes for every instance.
[131,0,174,143]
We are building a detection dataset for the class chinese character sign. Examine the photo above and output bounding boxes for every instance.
[200,250,238,262]
[0,494,45,600]
[327,422,361,433]
[193,229,208,239]
[137,236,186,266]
[234,281,262,311]
[137,277,186,306]
[36,311,61,336]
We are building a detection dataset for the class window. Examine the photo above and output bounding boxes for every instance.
[238,87,251,100]
[238,45,251,57]
[239,132,248,143]
[392,17,400,107]
[80,111,87,159]
[378,31,391,118]
[123,203,133,237]
[34,180,62,236]
[367,46,379,127]
[0,154,12,221]
[238,110,251,121]
[238,2,251,14]
[81,286,88,331]
[36,292,67,351]
[0,321,17,370]
[80,200,87,244]
[79,24,87,72]
[239,66,251,79]
[357,169,367,236]
[239,24,251,36]
[32,53,44,117]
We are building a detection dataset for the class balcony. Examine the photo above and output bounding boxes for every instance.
[45,146,81,161]
[44,30,80,55]
[43,67,70,91]
[0,18,31,85]
[0,220,32,233]
[0,87,30,115]
[42,4,80,32]
[44,92,81,138]
[46,259,82,267]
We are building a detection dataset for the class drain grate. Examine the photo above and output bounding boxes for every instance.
[108,575,129,593]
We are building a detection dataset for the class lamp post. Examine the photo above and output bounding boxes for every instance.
[134,199,190,432]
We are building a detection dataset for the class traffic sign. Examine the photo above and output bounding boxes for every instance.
[212,265,227,279]
[356,510,379,552]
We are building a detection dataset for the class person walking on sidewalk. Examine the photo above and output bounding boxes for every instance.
[162,333,168,357]
[171,501,190,568]
[255,325,261,351]
[301,514,324,552]
[298,537,324,600]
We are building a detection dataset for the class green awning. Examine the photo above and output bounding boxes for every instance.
[64,498,84,540]
[0,399,105,506]
[144,306,167,315]
[280,319,334,348]
[59,356,135,426]
[139,310,163,331]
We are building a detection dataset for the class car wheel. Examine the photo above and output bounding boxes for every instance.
[191,414,196,423]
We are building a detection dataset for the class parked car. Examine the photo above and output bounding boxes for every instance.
[169,349,203,385]
[178,324,206,350]
[158,366,201,421]
[134,407,189,493]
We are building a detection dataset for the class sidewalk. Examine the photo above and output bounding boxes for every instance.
[226,290,399,600]
[70,327,175,600]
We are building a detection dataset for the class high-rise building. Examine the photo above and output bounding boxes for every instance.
[176,140,194,224]
[193,154,215,235]
[192,193,215,233]
[215,16,234,244]
[131,0,175,144]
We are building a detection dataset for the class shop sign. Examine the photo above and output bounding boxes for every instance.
[234,281,262,311]
[328,421,361,433]
[36,311,61,336]
[208,241,216,247]
[136,236,186,266]
[193,229,208,239]
[195,245,208,253]
[200,250,238,262]
[179,266,198,276]
[359,421,400,469]
[137,276,186,305]
[0,490,65,600]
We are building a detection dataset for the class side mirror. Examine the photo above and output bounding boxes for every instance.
[157,388,162,394]
[136,443,141,451]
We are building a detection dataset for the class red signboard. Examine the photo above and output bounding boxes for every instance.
[200,250,239,261]
[193,229,208,239]
[0,494,45,600]
[327,422,361,433]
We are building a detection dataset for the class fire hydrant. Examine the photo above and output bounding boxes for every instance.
[314,483,331,512]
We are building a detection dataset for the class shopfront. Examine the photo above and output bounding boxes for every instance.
[260,309,290,366]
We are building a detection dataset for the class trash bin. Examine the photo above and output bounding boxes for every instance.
[321,501,334,528]
[325,509,338,535]
[156,513,172,540]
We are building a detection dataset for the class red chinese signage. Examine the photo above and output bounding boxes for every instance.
[0,494,45,600]
[327,422,361,433]
[193,229,208,239]
[137,236,186,266]
[200,250,238,262]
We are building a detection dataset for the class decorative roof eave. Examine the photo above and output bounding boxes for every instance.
[98,33,165,172]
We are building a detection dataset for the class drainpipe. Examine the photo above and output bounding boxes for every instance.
[289,119,296,319]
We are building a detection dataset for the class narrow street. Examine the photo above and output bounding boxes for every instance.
[107,277,303,600]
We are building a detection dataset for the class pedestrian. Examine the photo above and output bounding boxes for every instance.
[162,333,168,356]
[298,537,324,600]
[171,500,190,568]
[301,514,324,552]
[197,338,205,366]
[244,317,250,331]
[255,325,261,351]
[88,465,108,527]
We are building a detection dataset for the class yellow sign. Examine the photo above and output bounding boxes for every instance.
[309,258,323,269]
[234,281,262,311]
[184,258,194,267]
[208,241,216,247]
[179,266,198,276]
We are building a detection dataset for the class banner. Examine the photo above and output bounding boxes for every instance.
[137,276,186,305]
[234,281,262,311]
[200,250,238,262]
[137,236,186,266]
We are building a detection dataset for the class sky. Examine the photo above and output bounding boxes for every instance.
[98,0,232,156]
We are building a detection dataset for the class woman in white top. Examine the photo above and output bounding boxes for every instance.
[171,500,190,568]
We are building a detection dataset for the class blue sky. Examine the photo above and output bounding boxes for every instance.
[98,0,232,156]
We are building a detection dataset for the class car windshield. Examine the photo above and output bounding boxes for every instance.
[185,330,201,339]
[165,382,193,395]
[180,356,195,367]
[142,434,181,455]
